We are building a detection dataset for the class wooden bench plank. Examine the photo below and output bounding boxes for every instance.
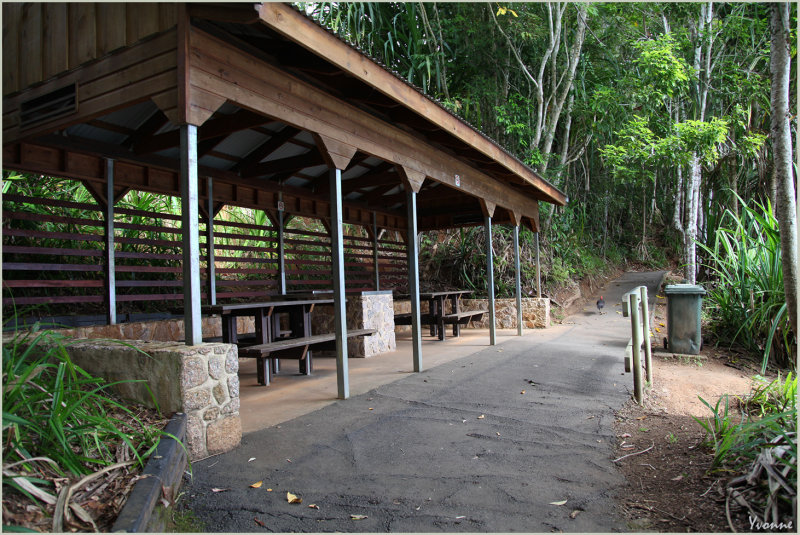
[393,313,434,326]
[441,310,487,321]
[440,309,487,338]
[239,328,377,386]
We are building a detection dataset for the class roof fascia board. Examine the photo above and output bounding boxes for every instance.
[256,2,566,206]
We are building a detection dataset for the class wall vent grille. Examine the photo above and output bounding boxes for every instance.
[20,84,77,129]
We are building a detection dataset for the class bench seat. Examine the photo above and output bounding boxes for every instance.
[393,313,434,325]
[440,309,487,338]
[239,328,377,385]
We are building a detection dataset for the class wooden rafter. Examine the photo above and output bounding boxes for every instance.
[4,138,409,230]
[234,125,300,174]
[134,109,271,154]
[187,26,544,221]
[122,109,170,149]
[241,150,325,178]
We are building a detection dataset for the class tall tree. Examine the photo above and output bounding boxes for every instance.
[769,2,798,340]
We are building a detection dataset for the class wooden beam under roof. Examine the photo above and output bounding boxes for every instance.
[3,138,409,231]
[342,170,399,195]
[134,108,271,154]
[241,151,325,178]
[187,26,545,224]
[233,125,300,174]
[122,109,170,149]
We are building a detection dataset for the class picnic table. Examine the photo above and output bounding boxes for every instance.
[200,298,374,386]
[201,298,330,385]
[394,290,487,340]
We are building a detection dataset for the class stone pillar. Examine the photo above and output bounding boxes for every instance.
[345,291,396,357]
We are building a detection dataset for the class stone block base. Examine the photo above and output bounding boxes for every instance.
[32,336,241,461]
[393,297,550,331]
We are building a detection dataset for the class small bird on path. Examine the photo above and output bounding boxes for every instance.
[596,296,605,314]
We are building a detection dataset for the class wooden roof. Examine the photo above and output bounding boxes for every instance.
[2,3,566,232]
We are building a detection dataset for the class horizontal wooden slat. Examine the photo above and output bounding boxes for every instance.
[3,295,103,305]
[3,228,103,242]
[2,245,103,257]
[4,210,103,227]
[2,194,100,212]
[4,262,102,272]
[2,279,103,288]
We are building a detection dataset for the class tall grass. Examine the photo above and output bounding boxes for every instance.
[2,326,167,511]
[698,197,795,372]
[694,375,796,528]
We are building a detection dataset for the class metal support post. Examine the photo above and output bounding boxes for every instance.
[629,291,643,404]
[406,191,423,371]
[639,285,653,384]
[104,159,117,325]
[486,216,496,345]
[206,176,216,305]
[277,192,286,295]
[329,168,349,399]
[180,125,202,346]
[535,231,542,297]
[372,212,380,291]
[514,225,523,336]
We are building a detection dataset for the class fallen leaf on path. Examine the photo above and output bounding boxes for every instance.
[620,433,631,438]
[287,492,302,504]
[248,457,256,462]
[286,459,292,463]
[550,499,568,506]
[671,475,684,481]
[520,390,526,394]
[249,481,263,488]
[350,514,368,520]
[267,488,273,492]
[368,408,374,410]
[496,432,501,436]
[477,414,485,419]
[570,510,581,519]
[616,311,622,315]
[636,416,647,420]
[308,504,319,509]
[655,327,661,333]
[657,295,665,299]
[211,488,230,493]
[659,322,665,326]
[455,515,466,519]
[254,518,265,527]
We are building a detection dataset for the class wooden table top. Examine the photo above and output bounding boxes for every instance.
[201,298,334,314]
[396,290,472,300]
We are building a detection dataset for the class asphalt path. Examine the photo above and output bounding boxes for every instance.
[183,271,666,532]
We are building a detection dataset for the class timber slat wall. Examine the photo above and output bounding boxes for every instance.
[2,182,407,316]
[3,3,177,95]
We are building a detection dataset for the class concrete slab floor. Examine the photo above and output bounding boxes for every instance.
[238,328,544,433]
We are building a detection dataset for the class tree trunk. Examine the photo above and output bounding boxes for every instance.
[685,154,702,284]
[673,164,684,232]
[770,2,798,341]
[540,4,587,174]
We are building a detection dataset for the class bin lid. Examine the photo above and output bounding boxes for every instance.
[664,283,706,295]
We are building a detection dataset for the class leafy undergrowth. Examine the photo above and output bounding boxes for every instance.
[2,328,171,532]
[696,373,797,530]
[614,354,796,532]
